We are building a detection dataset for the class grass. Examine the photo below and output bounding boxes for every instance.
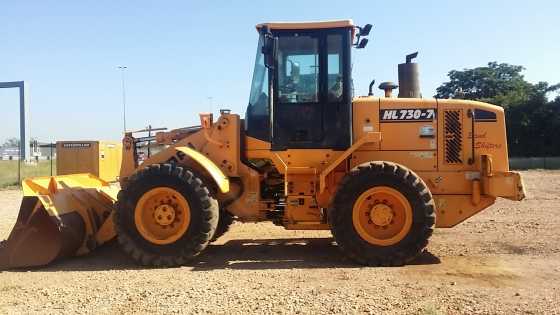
[0,160,56,188]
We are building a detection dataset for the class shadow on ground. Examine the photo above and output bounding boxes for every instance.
[1,238,440,272]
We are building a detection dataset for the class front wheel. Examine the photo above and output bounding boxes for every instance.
[114,163,218,267]
[329,161,435,266]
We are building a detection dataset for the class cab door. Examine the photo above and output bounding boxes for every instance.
[271,29,351,151]
[272,32,322,149]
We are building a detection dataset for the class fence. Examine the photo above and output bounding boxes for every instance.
[1,149,558,188]
[509,157,560,170]
[0,143,56,188]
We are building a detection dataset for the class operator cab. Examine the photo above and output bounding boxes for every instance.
[246,20,367,150]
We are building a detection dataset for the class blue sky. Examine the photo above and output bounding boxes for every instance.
[1,0,558,143]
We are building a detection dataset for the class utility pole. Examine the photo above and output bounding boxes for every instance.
[147,124,152,158]
[117,66,128,132]
[50,142,53,176]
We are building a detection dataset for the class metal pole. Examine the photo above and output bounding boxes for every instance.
[17,141,21,185]
[147,125,151,158]
[118,66,127,132]
[18,82,29,162]
[50,142,53,176]
[0,81,28,185]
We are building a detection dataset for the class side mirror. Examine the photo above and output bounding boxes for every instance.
[357,38,369,49]
[261,26,277,69]
[360,24,373,36]
[354,23,373,48]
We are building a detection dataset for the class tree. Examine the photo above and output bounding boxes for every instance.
[505,89,560,156]
[436,62,560,157]
[1,137,42,148]
[2,138,19,148]
[435,62,536,108]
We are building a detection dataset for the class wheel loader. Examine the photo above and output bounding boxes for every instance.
[0,20,526,269]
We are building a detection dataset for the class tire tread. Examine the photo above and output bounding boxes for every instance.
[114,163,218,267]
[329,161,435,266]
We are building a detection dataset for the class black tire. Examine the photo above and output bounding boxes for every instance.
[211,209,235,242]
[329,161,435,266]
[114,163,218,267]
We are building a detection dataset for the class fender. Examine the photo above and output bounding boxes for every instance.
[175,146,230,193]
[319,132,382,193]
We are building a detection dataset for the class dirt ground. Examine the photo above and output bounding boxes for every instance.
[0,170,559,315]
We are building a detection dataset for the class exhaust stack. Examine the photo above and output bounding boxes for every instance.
[398,52,421,98]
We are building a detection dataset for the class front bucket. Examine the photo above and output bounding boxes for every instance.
[0,196,85,269]
[0,174,118,270]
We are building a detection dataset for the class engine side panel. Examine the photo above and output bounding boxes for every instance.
[350,97,512,227]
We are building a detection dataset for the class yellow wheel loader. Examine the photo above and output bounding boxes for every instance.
[0,20,526,269]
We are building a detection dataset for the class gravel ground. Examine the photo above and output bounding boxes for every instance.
[0,170,559,315]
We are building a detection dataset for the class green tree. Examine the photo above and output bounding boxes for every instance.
[435,62,536,108]
[506,90,560,156]
[1,137,42,148]
[2,138,19,148]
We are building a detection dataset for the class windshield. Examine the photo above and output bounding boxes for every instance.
[245,34,270,141]
[248,34,269,115]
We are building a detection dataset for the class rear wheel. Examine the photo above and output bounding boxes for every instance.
[329,161,435,266]
[115,163,218,267]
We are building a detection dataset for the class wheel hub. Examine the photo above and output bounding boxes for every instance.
[352,186,413,246]
[134,187,191,245]
[370,204,393,227]
[154,204,176,226]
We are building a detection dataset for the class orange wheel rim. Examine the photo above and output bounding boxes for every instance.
[134,187,191,245]
[352,186,413,246]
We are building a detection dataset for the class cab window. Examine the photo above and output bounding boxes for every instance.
[277,35,319,104]
[245,34,270,141]
[327,34,343,102]
[248,35,269,115]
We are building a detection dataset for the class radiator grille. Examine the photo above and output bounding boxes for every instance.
[444,110,463,164]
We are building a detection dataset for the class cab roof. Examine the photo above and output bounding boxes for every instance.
[256,20,354,31]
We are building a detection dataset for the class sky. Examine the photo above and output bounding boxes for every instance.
[1,0,559,144]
